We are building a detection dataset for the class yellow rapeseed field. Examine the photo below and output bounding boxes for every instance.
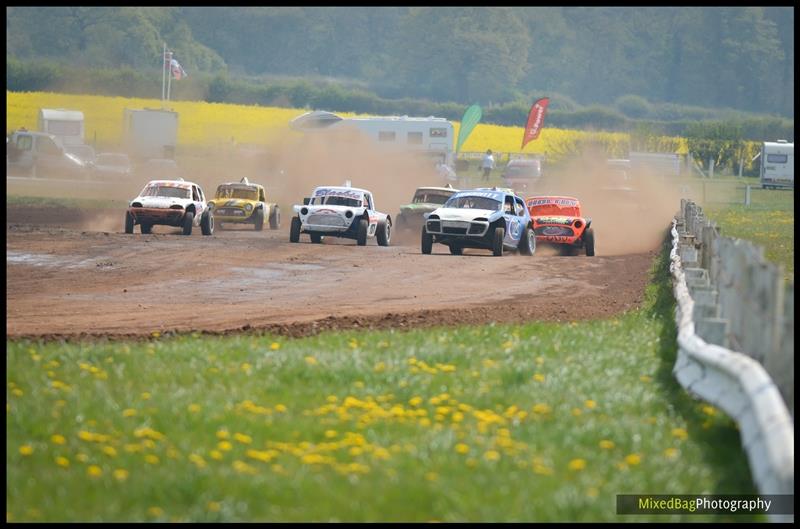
[7,90,688,161]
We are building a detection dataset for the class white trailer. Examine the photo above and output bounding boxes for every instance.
[290,110,455,167]
[758,140,794,189]
[38,108,85,146]
[123,108,179,160]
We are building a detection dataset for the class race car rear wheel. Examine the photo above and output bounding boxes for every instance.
[492,227,505,257]
[377,219,391,247]
[583,228,595,256]
[289,216,301,243]
[269,206,281,230]
[518,226,535,256]
[201,210,214,236]
[449,244,463,255]
[310,233,323,244]
[421,228,433,255]
[182,211,194,236]
[356,218,368,246]
[254,209,264,231]
[140,222,152,234]
[124,212,134,234]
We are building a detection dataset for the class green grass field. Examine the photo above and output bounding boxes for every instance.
[7,243,760,522]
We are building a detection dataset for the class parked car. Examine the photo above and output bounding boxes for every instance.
[6,129,86,179]
[125,179,213,236]
[290,185,391,246]
[525,195,594,256]
[208,177,280,230]
[64,143,97,167]
[91,152,132,179]
[421,187,535,256]
[395,184,459,236]
[502,158,542,194]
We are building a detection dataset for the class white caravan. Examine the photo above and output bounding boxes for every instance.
[758,140,794,189]
[290,110,455,167]
[38,108,85,146]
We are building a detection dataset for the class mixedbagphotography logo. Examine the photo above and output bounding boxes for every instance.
[616,495,795,515]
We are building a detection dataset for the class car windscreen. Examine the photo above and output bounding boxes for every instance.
[444,195,501,210]
[216,186,258,200]
[413,193,452,204]
[141,185,191,199]
[311,195,363,207]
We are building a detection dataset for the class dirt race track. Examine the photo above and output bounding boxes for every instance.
[6,204,658,340]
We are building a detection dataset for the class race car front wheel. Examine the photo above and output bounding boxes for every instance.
[356,218,369,246]
[254,209,264,231]
[492,227,505,257]
[269,206,281,230]
[377,219,391,247]
[201,211,214,236]
[289,216,301,243]
[124,212,134,234]
[421,229,433,255]
[583,228,595,256]
[182,211,194,236]
[449,244,463,256]
[518,226,535,256]
[310,233,323,244]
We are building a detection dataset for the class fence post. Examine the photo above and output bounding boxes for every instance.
[738,157,744,178]
[708,158,715,179]
[744,185,751,207]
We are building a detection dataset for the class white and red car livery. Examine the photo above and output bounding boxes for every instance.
[289,185,391,246]
[125,179,214,236]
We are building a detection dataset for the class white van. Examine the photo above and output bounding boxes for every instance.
[290,110,455,167]
[759,140,794,189]
[38,108,85,146]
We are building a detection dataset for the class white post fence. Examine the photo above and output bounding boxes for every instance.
[670,199,793,513]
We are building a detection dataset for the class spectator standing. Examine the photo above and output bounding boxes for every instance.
[481,149,495,181]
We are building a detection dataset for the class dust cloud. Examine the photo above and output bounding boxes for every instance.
[533,148,682,256]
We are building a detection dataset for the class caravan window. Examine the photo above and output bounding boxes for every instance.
[378,131,396,142]
[767,153,788,164]
[407,132,423,145]
[430,128,448,138]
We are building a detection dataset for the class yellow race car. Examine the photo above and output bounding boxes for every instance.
[207,178,281,231]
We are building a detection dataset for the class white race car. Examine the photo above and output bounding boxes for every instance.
[289,185,391,246]
[125,179,214,236]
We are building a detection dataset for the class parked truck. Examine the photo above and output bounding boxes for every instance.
[757,140,794,189]
[123,108,178,161]
[38,108,85,147]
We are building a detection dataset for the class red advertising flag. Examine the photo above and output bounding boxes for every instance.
[521,97,550,150]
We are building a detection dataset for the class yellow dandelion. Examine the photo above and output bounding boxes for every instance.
[122,408,137,418]
[11,388,23,397]
[599,440,615,450]
[354,381,365,389]
[207,501,221,513]
[144,454,159,465]
[305,356,318,366]
[409,396,423,407]
[571,408,582,417]
[663,447,679,459]
[55,456,70,468]
[533,464,553,476]
[625,453,641,466]
[233,433,252,445]
[147,507,163,518]
[587,487,599,498]
[701,405,716,416]
[218,441,233,451]
[51,434,66,445]
[141,392,151,400]
[188,404,201,413]
[87,465,103,477]
[455,443,469,454]
[373,362,386,373]
[425,472,438,482]
[102,446,117,458]
[270,342,281,350]
[19,445,34,456]
[533,373,545,382]
[274,404,287,413]
[216,429,230,439]
[349,446,363,456]
[210,450,223,460]
[568,458,587,471]
[324,430,338,439]
[532,403,552,415]
[671,427,688,440]
[484,450,500,462]
[76,453,89,463]
[113,469,129,481]
[584,400,597,409]
[639,375,652,383]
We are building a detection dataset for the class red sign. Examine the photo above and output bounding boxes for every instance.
[521,97,550,150]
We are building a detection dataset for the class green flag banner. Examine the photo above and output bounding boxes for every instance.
[455,104,482,154]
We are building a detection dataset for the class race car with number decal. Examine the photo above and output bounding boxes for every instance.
[207,177,280,231]
[125,179,213,236]
[289,184,391,246]
[525,195,594,256]
[421,187,535,256]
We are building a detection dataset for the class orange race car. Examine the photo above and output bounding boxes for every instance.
[525,195,594,256]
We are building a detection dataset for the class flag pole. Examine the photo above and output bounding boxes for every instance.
[161,43,166,107]
[167,50,173,103]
